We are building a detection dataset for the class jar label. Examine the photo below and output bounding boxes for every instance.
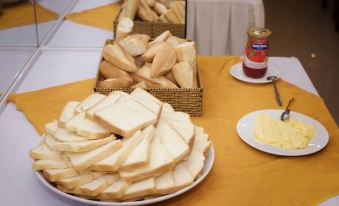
[244,39,268,70]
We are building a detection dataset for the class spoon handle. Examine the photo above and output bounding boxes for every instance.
[272,80,282,106]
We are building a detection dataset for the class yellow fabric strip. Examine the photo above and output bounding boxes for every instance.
[64,2,121,32]
[0,2,58,30]
[8,56,339,205]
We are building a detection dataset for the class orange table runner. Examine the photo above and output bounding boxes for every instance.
[9,56,339,206]
[64,2,121,31]
[0,2,58,30]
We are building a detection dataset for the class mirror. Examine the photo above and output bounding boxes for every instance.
[0,0,38,99]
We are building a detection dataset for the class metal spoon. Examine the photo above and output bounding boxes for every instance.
[267,76,282,106]
[280,97,294,121]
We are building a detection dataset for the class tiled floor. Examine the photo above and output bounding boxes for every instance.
[264,0,339,125]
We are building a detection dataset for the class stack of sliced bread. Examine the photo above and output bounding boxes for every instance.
[116,0,185,39]
[29,88,211,202]
[98,31,198,89]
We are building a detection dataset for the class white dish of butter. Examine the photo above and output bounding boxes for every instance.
[236,109,329,156]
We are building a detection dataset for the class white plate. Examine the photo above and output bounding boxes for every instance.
[229,63,281,84]
[35,145,215,205]
[236,109,329,156]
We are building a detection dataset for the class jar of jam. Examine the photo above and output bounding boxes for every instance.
[243,27,272,78]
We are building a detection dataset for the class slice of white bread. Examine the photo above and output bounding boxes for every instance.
[43,168,79,182]
[75,93,106,114]
[120,126,155,171]
[167,120,195,147]
[67,140,122,171]
[33,159,71,170]
[53,127,89,142]
[56,172,103,189]
[86,91,125,120]
[29,143,63,160]
[92,131,144,172]
[103,43,137,72]
[45,121,58,136]
[99,178,128,200]
[130,88,162,115]
[194,126,212,156]
[156,121,189,163]
[185,149,205,180]
[119,133,173,183]
[172,162,193,190]
[155,170,176,195]
[121,177,156,200]
[65,112,111,139]
[46,134,115,153]
[58,101,79,128]
[94,97,157,138]
[75,174,118,196]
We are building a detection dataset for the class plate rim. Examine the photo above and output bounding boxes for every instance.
[236,109,329,156]
[34,145,215,206]
[229,63,281,84]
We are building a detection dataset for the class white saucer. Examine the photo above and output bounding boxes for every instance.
[236,109,329,156]
[229,63,281,84]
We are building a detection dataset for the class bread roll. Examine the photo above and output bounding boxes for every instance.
[169,1,185,24]
[154,2,167,16]
[96,76,134,88]
[138,0,155,22]
[125,0,140,20]
[103,43,137,72]
[166,36,187,47]
[141,42,168,62]
[131,81,148,89]
[149,76,178,88]
[148,30,172,47]
[172,62,194,88]
[118,35,150,57]
[100,61,129,79]
[165,71,178,85]
[162,9,180,24]
[144,0,155,7]
[175,42,198,87]
[116,17,134,40]
[151,44,176,77]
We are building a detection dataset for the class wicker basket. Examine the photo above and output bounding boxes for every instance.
[94,40,203,117]
[113,9,185,39]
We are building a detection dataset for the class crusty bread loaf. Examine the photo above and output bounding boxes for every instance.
[86,91,124,120]
[75,93,106,114]
[43,168,79,182]
[120,126,155,171]
[96,76,134,89]
[130,81,147,89]
[165,71,178,85]
[99,178,128,200]
[172,62,194,88]
[125,0,140,20]
[166,36,187,47]
[169,1,185,24]
[116,17,134,40]
[138,0,155,22]
[161,9,180,24]
[154,1,167,16]
[92,131,144,172]
[121,177,156,200]
[118,34,150,57]
[46,134,115,153]
[158,14,169,23]
[149,76,178,88]
[148,31,172,47]
[141,42,167,62]
[30,143,63,160]
[59,101,79,128]
[155,171,176,195]
[150,43,176,77]
[33,159,71,170]
[103,43,137,72]
[99,61,129,79]
[67,140,122,171]
[144,0,155,7]
[130,66,162,88]
[119,134,173,183]
[93,97,157,138]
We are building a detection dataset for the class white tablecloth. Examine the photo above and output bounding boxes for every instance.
[187,0,265,55]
